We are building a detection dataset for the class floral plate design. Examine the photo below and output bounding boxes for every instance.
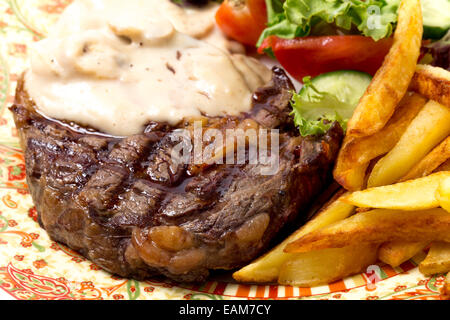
[0,0,447,300]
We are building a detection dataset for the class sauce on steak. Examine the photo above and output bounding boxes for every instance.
[11,68,343,281]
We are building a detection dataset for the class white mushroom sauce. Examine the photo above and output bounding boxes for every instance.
[24,0,271,136]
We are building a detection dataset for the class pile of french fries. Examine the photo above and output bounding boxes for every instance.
[234,0,450,297]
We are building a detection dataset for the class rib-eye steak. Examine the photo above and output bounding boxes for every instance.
[10,68,343,282]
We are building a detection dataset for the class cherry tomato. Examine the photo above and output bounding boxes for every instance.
[216,0,267,46]
[259,35,394,81]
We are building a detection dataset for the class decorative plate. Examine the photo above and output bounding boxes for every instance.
[0,0,446,300]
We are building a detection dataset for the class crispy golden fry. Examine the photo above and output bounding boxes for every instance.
[378,145,448,267]
[401,136,450,181]
[333,161,369,192]
[284,208,450,253]
[379,152,449,268]
[378,241,428,268]
[419,242,450,276]
[342,171,449,210]
[278,244,378,287]
[438,176,450,213]
[233,191,354,283]
[346,0,423,138]
[442,273,450,300]
[334,93,426,191]
[368,101,450,187]
[410,64,450,108]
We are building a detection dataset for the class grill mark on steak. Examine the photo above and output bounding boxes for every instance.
[10,67,343,282]
[79,134,158,212]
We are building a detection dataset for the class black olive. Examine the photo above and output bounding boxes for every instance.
[171,0,210,7]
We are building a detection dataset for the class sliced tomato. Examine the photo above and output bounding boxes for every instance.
[216,0,267,46]
[259,35,394,81]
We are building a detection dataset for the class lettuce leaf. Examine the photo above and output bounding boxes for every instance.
[258,0,400,47]
[291,77,354,136]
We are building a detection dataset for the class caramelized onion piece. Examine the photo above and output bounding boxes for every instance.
[132,226,206,274]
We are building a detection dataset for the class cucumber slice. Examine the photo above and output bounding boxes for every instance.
[422,0,450,39]
[298,70,372,121]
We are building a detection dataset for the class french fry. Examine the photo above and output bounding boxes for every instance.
[278,244,378,287]
[378,241,428,268]
[410,64,450,108]
[401,136,450,181]
[442,273,450,300]
[232,191,354,283]
[342,171,449,210]
[346,0,423,138]
[437,176,450,213]
[284,208,450,253]
[334,93,426,191]
[333,162,369,192]
[379,154,449,267]
[419,242,450,276]
[368,100,450,187]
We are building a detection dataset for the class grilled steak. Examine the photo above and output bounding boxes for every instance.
[10,67,343,282]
